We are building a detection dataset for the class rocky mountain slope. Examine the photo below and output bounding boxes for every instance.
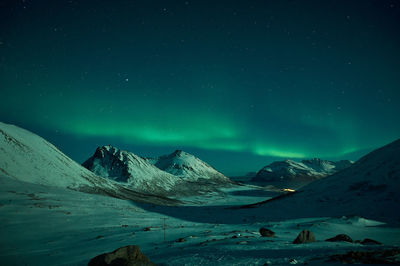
[252,158,353,182]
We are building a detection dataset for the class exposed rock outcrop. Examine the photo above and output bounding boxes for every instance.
[88,245,156,266]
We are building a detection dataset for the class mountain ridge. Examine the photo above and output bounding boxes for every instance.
[252,158,353,182]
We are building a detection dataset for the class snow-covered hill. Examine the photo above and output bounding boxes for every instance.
[252,158,353,182]
[82,146,181,194]
[257,138,400,223]
[149,150,231,183]
[0,122,105,189]
[0,122,178,205]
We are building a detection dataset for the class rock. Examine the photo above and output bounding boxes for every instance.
[176,238,186,243]
[293,230,316,244]
[361,238,382,245]
[325,234,353,243]
[88,245,156,266]
[259,227,275,237]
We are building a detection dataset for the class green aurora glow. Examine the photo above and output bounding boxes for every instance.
[1,1,399,174]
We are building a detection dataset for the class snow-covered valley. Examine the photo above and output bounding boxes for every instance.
[1,122,400,265]
[2,176,400,265]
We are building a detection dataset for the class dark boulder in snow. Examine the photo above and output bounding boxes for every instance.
[88,245,156,266]
[293,230,316,244]
[326,234,353,243]
[259,227,275,237]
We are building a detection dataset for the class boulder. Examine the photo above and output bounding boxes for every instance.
[259,228,275,237]
[325,234,353,243]
[88,245,156,266]
[293,230,316,244]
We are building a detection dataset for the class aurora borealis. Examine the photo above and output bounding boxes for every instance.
[1,1,399,175]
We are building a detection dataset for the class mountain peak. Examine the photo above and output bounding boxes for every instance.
[172,149,185,156]
[150,150,230,182]
[93,145,122,159]
[100,145,119,152]
[302,158,323,164]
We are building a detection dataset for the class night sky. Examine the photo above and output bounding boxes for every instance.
[1,0,399,175]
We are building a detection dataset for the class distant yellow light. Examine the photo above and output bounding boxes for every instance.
[282,188,296,192]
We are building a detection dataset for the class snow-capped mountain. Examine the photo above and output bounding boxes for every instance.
[252,158,353,182]
[0,122,178,205]
[258,138,400,223]
[149,150,231,183]
[82,146,181,194]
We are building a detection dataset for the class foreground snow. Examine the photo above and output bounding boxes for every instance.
[1,176,399,266]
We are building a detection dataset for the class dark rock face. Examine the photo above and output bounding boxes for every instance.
[82,146,130,182]
[361,238,382,245]
[325,234,353,243]
[88,245,156,266]
[259,228,275,237]
[293,230,316,244]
